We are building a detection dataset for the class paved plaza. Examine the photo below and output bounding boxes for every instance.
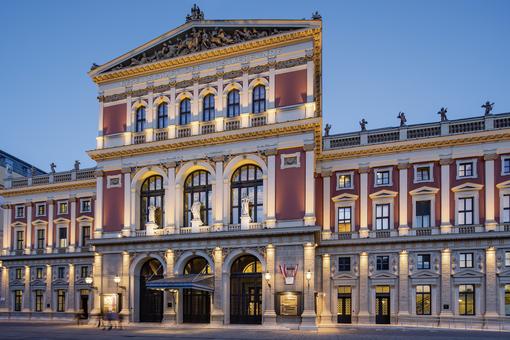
[0,321,506,340]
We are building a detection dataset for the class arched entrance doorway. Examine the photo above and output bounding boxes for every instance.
[183,257,211,323]
[139,259,164,322]
[230,255,262,324]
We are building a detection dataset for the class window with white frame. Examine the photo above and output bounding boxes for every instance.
[415,200,431,228]
[57,201,68,215]
[15,205,25,218]
[36,229,45,249]
[337,172,353,189]
[414,164,432,183]
[505,251,510,266]
[459,252,473,268]
[503,194,510,223]
[80,199,91,213]
[502,157,510,175]
[58,227,68,248]
[505,285,510,316]
[338,257,351,271]
[15,230,24,250]
[376,256,390,270]
[417,254,431,270]
[457,197,474,225]
[337,207,352,233]
[375,169,391,186]
[35,203,46,217]
[459,284,475,315]
[457,160,476,179]
[375,203,390,230]
[36,267,44,279]
[81,225,91,246]
[416,285,432,315]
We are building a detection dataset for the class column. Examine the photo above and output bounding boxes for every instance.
[358,252,369,323]
[359,166,370,238]
[47,200,54,253]
[266,149,277,228]
[44,265,52,312]
[214,157,224,231]
[321,254,332,324]
[91,253,102,315]
[398,250,409,318]
[484,153,498,231]
[215,69,225,131]
[121,168,131,236]
[322,170,332,237]
[2,204,10,254]
[25,203,32,254]
[304,144,316,226]
[263,244,276,325]
[301,242,317,329]
[124,89,132,145]
[191,76,200,135]
[485,247,498,317]
[440,157,452,234]
[398,162,409,236]
[23,266,30,312]
[0,265,8,312]
[94,171,104,238]
[146,87,154,142]
[121,251,130,316]
[130,187,136,234]
[440,248,453,316]
[241,64,249,114]
[163,249,176,323]
[212,247,224,324]
[164,163,176,233]
[69,197,76,252]
[67,264,75,312]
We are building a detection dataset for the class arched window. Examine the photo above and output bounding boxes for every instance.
[140,175,164,229]
[227,90,240,117]
[231,165,263,224]
[184,257,211,275]
[157,103,168,129]
[184,170,212,227]
[231,255,262,274]
[135,107,146,132]
[252,85,266,114]
[180,98,191,125]
[202,94,215,121]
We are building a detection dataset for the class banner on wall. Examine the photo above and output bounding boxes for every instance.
[279,263,298,285]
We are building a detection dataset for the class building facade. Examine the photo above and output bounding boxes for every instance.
[1,8,510,330]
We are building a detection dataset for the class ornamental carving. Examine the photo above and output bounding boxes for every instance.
[106,26,298,73]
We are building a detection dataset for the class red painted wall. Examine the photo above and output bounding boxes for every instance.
[103,103,127,135]
[449,157,484,225]
[275,148,305,220]
[367,166,399,230]
[102,170,124,232]
[407,162,441,227]
[494,154,509,223]
[275,69,307,108]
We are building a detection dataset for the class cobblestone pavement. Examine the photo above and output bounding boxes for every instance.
[0,321,505,339]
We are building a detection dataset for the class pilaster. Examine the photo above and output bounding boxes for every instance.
[398,162,409,236]
[47,200,54,253]
[440,249,453,317]
[90,253,102,316]
[69,197,76,252]
[304,143,316,226]
[263,244,276,326]
[322,169,332,238]
[94,171,104,238]
[214,157,224,231]
[22,265,30,312]
[300,243,317,329]
[266,149,277,227]
[398,250,409,318]
[25,203,32,254]
[484,152,498,231]
[320,254,333,324]
[121,251,130,316]
[358,252,369,323]
[122,167,132,236]
[211,247,224,324]
[163,249,176,324]
[359,166,370,238]
[67,263,75,312]
[165,163,176,232]
[44,265,52,312]
[440,157,452,234]
[485,247,498,317]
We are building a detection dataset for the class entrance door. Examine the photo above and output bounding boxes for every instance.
[183,289,211,323]
[375,285,390,324]
[139,259,164,322]
[230,255,262,324]
[80,293,89,318]
[337,286,351,323]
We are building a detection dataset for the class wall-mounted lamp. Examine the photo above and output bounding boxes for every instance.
[114,275,126,290]
[305,269,312,290]
[85,276,97,290]
[264,271,272,290]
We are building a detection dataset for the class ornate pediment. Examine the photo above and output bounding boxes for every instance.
[452,269,483,278]
[451,182,483,192]
[409,186,439,196]
[76,215,94,222]
[369,189,398,199]
[410,270,439,279]
[370,271,398,280]
[332,193,359,202]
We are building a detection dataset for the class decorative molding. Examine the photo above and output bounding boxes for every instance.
[0,180,96,198]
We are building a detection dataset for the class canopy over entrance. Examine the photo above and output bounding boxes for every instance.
[146,274,214,292]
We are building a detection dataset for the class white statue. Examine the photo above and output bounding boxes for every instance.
[191,201,202,221]
[148,205,157,223]
[241,196,251,217]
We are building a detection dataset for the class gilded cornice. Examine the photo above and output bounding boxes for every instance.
[93,28,320,85]
[0,180,96,198]
[319,131,510,161]
[88,118,321,161]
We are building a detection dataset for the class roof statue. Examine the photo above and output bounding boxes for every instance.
[397,111,407,127]
[324,123,331,136]
[359,118,368,131]
[482,101,494,115]
[312,11,322,20]
[50,162,56,173]
[438,107,448,122]
[186,4,205,22]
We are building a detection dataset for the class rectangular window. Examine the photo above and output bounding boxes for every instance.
[375,204,390,230]
[375,170,390,186]
[458,162,474,178]
[337,174,352,189]
[416,166,431,182]
[416,200,431,228]
[376,256,389,271]
[458,197,474,225]
[35,290,44,312]
[338,257,351,272]
[506,252,510,267]
[505,285,510,316]
[80,266,89,279]
[81,226,91,246]
[459,284,475,315]
[459,253,474,268]
[36,267,43,279]
[15,206,25,218]
[57,290,66,312]
[416,285,431,315]
[503,158,510,175]
[36,203,46,217]
[58,228,67,248]
[503,195,510,223]
[337,207,352,233]
[58,201,68,215]
[417,254,431,270]
[15,267,23,280]
[36,229,45,249]
[57,267,65,279]
[16,230,24,250]
[80,199,91,213]
[14,290,23,312]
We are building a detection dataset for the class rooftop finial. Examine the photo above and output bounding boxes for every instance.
[186,4,204,22]
[312,11,322,20]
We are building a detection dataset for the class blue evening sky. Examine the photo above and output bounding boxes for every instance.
[0,0,509,171]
